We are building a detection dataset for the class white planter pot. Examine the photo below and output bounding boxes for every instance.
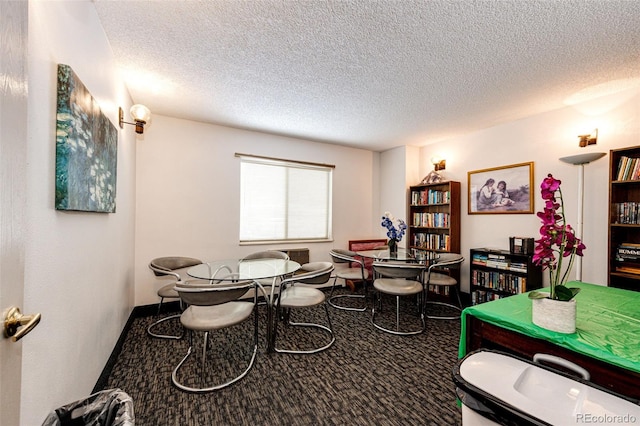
[531,297,576,334]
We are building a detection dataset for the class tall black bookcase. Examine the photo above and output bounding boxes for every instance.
[408,181,461,298]
[608,145,640,292]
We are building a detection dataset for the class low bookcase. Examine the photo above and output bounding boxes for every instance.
[470,248,542,305]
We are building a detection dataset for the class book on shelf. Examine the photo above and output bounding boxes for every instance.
[616,246,640,259]
[616,156,626,180]
[618,242,640,247]
[412,212,450,228]
[471,289,506,305]
[615,265,640,275]
[412,232,450,251]
[616,156,640,181]
[472,269,526,294]
[509,262,528,273]
[471,252,488,266]
[615,202,640,225]
[411,189,451,205]
[618,156,631,180]
[626,157,635,180]
[486,253,509,269]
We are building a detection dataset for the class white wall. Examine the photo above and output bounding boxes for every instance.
[378,145,421,243]
[135,115,377,305]
[420,88,640,292]
[22,2,136,424]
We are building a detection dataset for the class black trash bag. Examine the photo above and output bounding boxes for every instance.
[42,388,134,426]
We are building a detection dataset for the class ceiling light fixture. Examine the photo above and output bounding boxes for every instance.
[578,129,598,147]
[119,104,151,134]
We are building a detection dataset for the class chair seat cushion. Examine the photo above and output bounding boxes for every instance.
[374,278,423,296]
[427,272,457,286]
[180,302,254,331]
[157,283,179,298]
[279,286,325,308]
[335,268,369,281]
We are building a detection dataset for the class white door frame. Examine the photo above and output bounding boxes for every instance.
[0,1,29,424]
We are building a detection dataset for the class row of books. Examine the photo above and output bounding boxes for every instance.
[412,233,451,251]
[471,252,528,273]
[614,202,640,225]
[411,189,451,206]
[615,156,640,181]
[471,270,527,294]
[427,284,451,296]
[615,243,640,275]
[616,243,640,259]
[471,290,506,305]
[412,212,450,228]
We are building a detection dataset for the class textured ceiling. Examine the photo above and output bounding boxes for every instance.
[93,0,640,152]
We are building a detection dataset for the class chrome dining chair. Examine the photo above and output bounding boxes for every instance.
[328,249,369,311]
[171,279,265,392]
[273,262,335,354]
[241,250,291,304]
[425,253,464,320]
[242,250,289,261]
[147,256,203,339]
[371,261,426,335]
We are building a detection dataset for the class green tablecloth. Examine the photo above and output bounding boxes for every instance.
[459,281,640,374]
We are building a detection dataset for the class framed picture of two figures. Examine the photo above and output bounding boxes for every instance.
[468,162,534,215]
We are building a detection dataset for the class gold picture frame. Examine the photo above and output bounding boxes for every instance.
[468,162,534,214]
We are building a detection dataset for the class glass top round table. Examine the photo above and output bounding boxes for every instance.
[355,248,415,261]
[187,258,301,281]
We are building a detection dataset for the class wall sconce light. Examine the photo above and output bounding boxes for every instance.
[578,129,598,147]
[119,104,151,134]
[431,157,446,171]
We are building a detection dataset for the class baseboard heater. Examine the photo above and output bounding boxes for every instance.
[277,248,310,265]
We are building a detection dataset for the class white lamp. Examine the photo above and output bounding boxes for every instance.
[558,151,606,281]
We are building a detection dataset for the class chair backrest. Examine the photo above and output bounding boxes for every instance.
[373,262,425,280]
[429,253,464,271]
[242,250,289,261]
[285,262,334,286]
[175,280,256,306]
[149,257,203,279]
[329,249,362,266]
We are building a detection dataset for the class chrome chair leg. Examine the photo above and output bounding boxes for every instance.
[171,319,259,393]
[425,286,463,320]
[371,292,426,336]
[328,276,367,312]
[274,302,335,354]
[147,296,186,340]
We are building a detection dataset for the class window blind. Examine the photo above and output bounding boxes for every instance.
[237,154,333,243]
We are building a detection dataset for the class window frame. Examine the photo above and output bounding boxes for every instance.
[236,153,334,244]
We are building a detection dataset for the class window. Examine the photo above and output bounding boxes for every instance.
[237,154,333,243]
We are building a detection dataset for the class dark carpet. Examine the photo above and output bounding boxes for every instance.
[98,289,463,425]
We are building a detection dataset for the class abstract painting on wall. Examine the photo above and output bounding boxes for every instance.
[55,64,117,213]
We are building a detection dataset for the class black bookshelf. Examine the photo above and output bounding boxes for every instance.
[469,248,542,305]
[609,145,640,292]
